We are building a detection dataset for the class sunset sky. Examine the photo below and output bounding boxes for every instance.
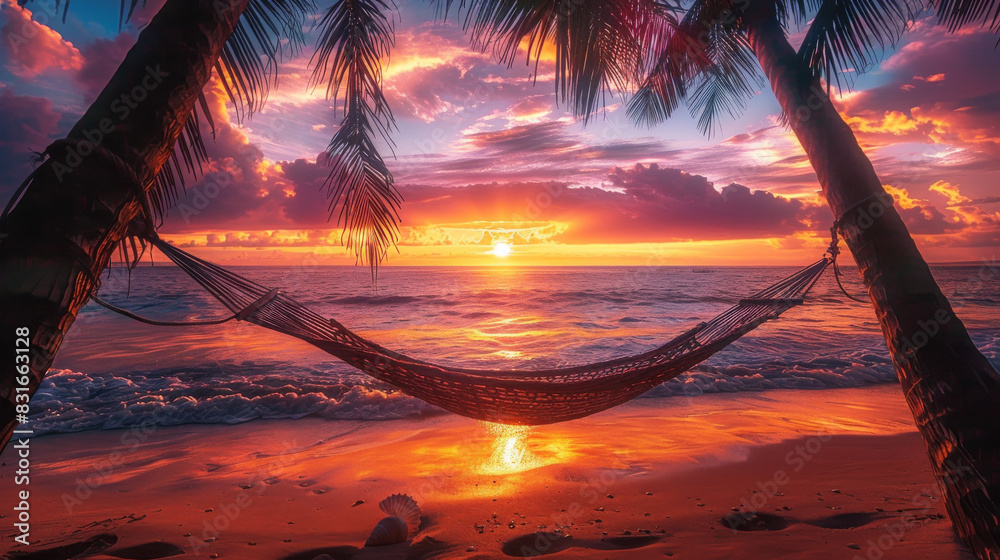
[1,0,998,267]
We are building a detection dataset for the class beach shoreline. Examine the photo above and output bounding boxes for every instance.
[0,385,970,559]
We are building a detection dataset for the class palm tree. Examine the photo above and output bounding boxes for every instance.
[0,0,395,444]
[433,0,1000,556]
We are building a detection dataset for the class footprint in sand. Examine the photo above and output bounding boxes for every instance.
[105,541,187,559]
[279,545,360,560]
[500,532,661,557]
[720,510,888,532]
[5,534,118,560]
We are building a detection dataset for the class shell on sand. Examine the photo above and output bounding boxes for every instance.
[378,493,421,531]
[364,515,409,547]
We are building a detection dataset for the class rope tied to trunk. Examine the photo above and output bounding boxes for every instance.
[826,190,895,304]
[827,222,870,304]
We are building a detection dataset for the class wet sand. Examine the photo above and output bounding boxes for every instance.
[0,385,972,559]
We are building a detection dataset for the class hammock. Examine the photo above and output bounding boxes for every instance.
[91,235,837,425]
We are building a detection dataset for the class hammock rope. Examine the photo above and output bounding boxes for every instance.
[86,232,848,425]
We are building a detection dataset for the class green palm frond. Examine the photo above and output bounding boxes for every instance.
[311,0,401,280]
[438,0,668,122]
[797,0,919,90]
[932,0,1000,31]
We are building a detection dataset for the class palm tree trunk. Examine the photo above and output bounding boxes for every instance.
[743,1,1000,557]
[0,0,250,449]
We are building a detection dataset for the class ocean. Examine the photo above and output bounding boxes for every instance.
[30,263,1000,435]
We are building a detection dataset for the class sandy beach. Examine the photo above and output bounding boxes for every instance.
[0,385,971,559]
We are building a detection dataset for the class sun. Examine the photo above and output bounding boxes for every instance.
[488,241,514,257]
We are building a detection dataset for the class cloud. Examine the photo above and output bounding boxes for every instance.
[883,183,1000,240]
[74,33,135,101]
[0,87,62,188]
[159,80,292,230]
[377,164,819,244]
[388,119,682,189]
[459,121,578,155]
[836,26,1000,171]
[0,0,83,78]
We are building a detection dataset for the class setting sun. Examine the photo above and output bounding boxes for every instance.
[488,241,514,257]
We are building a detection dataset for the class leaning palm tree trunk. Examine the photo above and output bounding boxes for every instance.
[0,0,250,449]
[744,1,1000,556]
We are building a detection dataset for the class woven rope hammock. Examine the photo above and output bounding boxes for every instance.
[90,234,844,425]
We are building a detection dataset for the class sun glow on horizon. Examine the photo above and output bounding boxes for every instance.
[488,241,514,258]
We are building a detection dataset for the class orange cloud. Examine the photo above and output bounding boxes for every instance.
[0,0,83,78]
[928,180,972,207]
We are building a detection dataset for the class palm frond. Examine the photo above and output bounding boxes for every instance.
[797,0,918,90]
[932,0,1000,32]
[311,0,401,280]
[143,0,310,230]
[218,0,311,120]
[438,0,668,122]
[778,0,824,27]
[118,0,309,119]
[626,1,694,126]
[628,0,753,129]
[676,0,761,135]
[687,31,761,135]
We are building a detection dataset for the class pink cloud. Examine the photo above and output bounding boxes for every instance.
[74,33,136,102]
[0,0,83,78]
[0,87,62,185]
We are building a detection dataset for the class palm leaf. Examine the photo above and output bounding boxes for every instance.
[681,0,762,135]
[686,32,761,135]
[797,0,919,90]
[628,0,758,130]
[145,0,310,229]
[311,0,401,280]
[218,0,312,120]
[438,0,667,122]
[932,0,1000,31]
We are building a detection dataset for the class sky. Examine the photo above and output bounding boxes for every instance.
[1,0,998,268]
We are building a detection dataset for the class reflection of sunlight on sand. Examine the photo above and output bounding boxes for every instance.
[478,423,556,475]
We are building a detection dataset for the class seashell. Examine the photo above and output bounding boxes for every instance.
[378,493,421,532]
[364,515,409,547]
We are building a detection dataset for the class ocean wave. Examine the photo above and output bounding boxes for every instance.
[27,354,902,436]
